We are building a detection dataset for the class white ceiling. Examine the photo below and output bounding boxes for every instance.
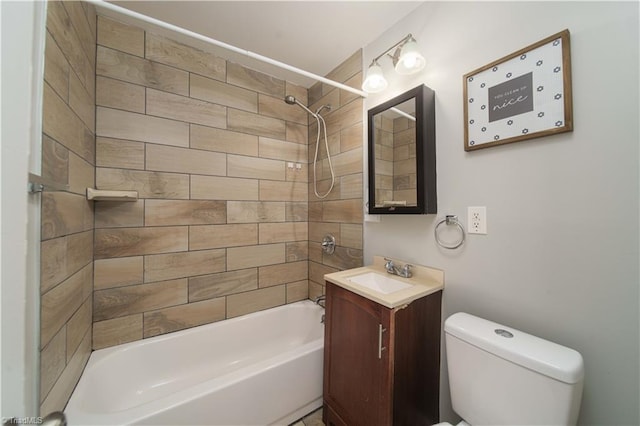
[107,1,423,88]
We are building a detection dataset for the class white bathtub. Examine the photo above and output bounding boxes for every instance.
[65,300,325,425]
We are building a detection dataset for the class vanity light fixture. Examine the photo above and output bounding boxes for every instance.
[362,34,426,93]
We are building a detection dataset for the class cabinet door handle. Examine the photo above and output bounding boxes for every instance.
[378,324,387,359]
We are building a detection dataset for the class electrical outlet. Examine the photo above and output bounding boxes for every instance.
[468,206,487,234]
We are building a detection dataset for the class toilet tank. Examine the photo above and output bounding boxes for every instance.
[444,313,584,426]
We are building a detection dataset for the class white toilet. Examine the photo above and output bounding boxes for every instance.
[437,312,584,426]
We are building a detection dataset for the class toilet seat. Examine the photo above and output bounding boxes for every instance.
[433,421,470,426]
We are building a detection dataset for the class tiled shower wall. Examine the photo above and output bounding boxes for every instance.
[39,1,96,414]
[307,52,365,298]
[92,16,312,349]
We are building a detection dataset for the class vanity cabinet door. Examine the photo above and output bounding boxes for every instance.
[323,282,393,426]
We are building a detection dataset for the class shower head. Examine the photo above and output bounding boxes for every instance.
[283,94,316,117]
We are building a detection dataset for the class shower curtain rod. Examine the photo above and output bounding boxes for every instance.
[88,0,368,99]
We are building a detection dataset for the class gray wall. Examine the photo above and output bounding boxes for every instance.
[363,2,639,424]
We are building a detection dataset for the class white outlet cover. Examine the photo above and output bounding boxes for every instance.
[468,206,487,234]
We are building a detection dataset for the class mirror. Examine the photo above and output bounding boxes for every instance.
[367,84,437,214]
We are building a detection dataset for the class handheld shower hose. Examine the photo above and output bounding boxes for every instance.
[284,95,335,199]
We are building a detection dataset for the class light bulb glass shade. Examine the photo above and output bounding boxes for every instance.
[362,62,388,93]
[395,39,426,75]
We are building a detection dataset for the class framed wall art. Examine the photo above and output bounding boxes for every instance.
[463,29,573,151]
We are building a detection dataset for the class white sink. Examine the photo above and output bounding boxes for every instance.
[347,272,412,295]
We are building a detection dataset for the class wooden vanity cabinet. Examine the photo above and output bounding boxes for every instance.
[323,281,442,426]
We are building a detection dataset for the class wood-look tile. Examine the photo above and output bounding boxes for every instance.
[190,74,257,112]
[146,33,226,81]
[340,173,363,200]
[94,256,144,290]
[97,107,189,147]
[325,98,363,137]
[92,314,143,350]
[332,148,363,177]
[96,168,189,199]
[259,180,307,202]
[227,62,284,97]
[189,224,257,250]
[259,222,308,244]
[144,249,226,282]
[191,175,259,201]
[47,1,94,92]
[285,122,308,145]
[308,280,325,302]
[41,192,92,240]
[146,144,226,176]
[309,260,338,286]
[226,285,285,319]
[227,243,285,271]
[322,199,363,224]
[227,154,284,181]
[41,230,93,294]
[94,226,188,259]
[146,88,227,129]
[325,49,362,90]
[285,82,307,106]
[39,327,65,403]
[286,241,308,262]
[285,202,308,222]
[189,268,258,302]
[44,31,69,102]
[190,124,259,157]
[227,201,285,224]
[96,137,145,170]
[308,201,323,222]
[286,161,306,183]
[96,76,145,113]
[143,297,226,338]
[43,83,94,164]
[259,260,307,288]
[97,46,188,96]
[61,1,96,68]
[95,200,144,228]
[259,93,307,125]
[309,222,340,243]
[42,135,69,186]
[39,330,90,415]
[97,15,144,57]
[323,246,363,270]
[308,82,323,106]
[340,223,363,250]
[340,123,363,153]
[93,278,188,321]
[309,90,340,122]
[227,108,286,140]
[83,2,97,38]
[69,70,95,132]
[339,73,363,107]
[66,297,92,362]
[68,151,95,194]
[41,263,92,348]
[286,280,309,303]
[308,241,322,264]
[259,137,307,163]
[145,200,226,226]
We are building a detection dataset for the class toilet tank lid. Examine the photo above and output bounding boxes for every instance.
[445,312,584,384]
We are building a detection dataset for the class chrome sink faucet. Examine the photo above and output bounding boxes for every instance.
[384,257,413,278]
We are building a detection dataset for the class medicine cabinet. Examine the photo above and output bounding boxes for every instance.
[367,84,437,214]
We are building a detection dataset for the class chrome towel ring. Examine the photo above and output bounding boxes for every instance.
[434,215,466,249]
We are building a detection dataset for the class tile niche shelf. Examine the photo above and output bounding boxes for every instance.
[86,188,138,202]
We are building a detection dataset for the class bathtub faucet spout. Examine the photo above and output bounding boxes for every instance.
[314,295,326,308]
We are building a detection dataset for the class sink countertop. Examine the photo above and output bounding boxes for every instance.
[324,255,444,309]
